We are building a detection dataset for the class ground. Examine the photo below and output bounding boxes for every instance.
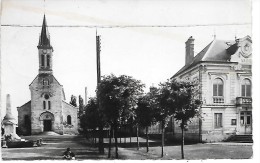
[1,134,253,160]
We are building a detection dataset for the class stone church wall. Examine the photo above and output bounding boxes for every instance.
[62,101,78,135]
[17,101,31,135]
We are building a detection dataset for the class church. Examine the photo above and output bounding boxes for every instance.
[17,15,78,135]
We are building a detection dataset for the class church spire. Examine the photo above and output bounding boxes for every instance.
[38,14,53,74]
[38,14,52,49]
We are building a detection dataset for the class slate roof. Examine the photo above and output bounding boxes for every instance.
[172,38,236,78]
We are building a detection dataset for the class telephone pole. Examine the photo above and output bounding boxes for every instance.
[96,30,104,154]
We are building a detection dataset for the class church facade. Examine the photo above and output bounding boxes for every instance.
[171,35,252,142]
[17,15,78,135]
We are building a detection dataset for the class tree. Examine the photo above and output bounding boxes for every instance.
[154,83,176,157]
[78,95,84,117]
[79,98,99,145]
[169,79,202,159]
[98,74,144,158]
[70,95,77,107]
[136,88,157,152]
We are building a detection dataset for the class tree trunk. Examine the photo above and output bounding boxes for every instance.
[94,129,96,146]
[130,126,132,147]
[146,126,149,152]
[181,120,185,159]
[161,122,165,158]
[108,127,112,158]
[124,125,127,147]
[136,126,140,150]
[98,126,104,154]
[120,127,121,144]
[115,124,119,159]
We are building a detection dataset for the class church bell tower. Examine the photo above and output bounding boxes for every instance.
[37,15,53,74]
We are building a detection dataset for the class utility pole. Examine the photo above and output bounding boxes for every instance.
[96,30,104,154]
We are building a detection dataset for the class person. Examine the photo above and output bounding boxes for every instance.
[63,148,76,160]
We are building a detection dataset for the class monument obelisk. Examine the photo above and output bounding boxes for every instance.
[2,94,20,139]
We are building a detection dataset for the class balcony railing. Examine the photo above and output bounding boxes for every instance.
[213,97,224,103]
[236,97,252,105]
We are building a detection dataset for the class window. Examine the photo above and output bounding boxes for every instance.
[67,115,71,125]
[43,79,49,86]
[47,55,50,67]
[241,79,251,97]
[48,101,51,110]
[43,101,46,109]
[214,113,222,128]
[213,78,223,96]
[41,54,45,67]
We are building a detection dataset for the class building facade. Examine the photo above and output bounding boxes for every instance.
[171,35,252,142]
[17,15,78,135]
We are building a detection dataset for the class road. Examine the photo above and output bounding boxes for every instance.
[1,135,253,160]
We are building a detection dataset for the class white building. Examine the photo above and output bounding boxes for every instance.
[171,35,252,142]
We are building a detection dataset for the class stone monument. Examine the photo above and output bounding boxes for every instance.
[2,94,21,140]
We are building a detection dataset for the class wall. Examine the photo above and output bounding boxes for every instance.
[17,101,31,135]
[62,101,78,135]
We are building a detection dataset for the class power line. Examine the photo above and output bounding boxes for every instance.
[1,23,250,28]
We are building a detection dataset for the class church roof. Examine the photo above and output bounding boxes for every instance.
[172,38,238,78]
[17,100,31,109]
[62,100,78,109]
[38,15,52,48]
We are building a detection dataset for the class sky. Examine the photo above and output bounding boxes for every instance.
[0,0,252,116]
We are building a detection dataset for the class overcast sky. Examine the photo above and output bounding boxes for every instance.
[0,0,252,117]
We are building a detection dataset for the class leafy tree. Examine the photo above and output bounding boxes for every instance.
[78,95,84,117]
[136,88,157,152]
[79,98,99,145]
[154,83,176,157]
[98,74,144,158]
[169,79,202,159]
[70,95,77,107]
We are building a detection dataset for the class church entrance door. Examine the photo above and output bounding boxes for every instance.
[43,120,52,131]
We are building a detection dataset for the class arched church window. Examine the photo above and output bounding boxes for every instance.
[41,54,45,67]
[48,101,51,110]
[47,55,50,67]
[242,79,251,97]
[67,115,71,125]
[213,78,223,97]
[43,101,46,109]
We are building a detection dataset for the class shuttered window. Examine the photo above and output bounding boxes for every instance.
[214,113,222,128]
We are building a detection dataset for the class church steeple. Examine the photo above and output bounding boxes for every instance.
[38,15,53,74]
[38,14,52,49]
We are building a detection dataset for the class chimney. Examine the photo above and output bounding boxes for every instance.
[185,36,195,65]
